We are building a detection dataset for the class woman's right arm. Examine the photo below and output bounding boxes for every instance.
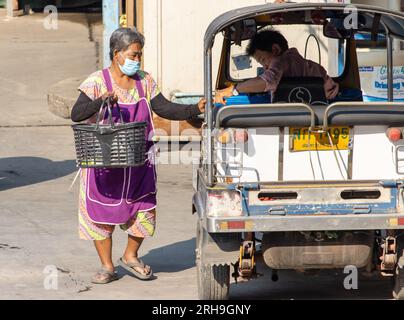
[150,93,203,120]
[70,91,103,122]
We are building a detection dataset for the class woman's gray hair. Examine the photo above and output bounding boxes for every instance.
[109,27,145,60]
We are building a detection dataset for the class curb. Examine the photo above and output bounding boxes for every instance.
[47,77,85,119]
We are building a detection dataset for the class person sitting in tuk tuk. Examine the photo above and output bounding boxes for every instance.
[214,29,339,104]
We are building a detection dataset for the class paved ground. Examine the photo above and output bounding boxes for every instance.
[0,9,395,300]
[0,127,394,300]
[0,126,200,299]
[0,9,102,127]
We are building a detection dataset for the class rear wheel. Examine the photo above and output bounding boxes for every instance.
[196,219,230,300]
[393,255,404,300]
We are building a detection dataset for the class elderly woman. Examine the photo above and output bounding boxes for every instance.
[71,28,205,284]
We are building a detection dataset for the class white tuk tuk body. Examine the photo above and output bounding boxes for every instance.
[194,3,404,300]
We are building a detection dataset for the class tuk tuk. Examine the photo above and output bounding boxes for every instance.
[193,2,404,300]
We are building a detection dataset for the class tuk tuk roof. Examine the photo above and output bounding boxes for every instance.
[204,3,404,51]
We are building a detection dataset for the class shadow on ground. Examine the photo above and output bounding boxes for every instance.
[230,264,393,300]
[116,238,196,278]
[0,157,76,191]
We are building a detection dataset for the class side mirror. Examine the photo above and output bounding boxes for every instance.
[323,19,354,39]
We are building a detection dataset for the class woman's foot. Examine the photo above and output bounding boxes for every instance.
[118,256,153,280]
[91,265,118,284]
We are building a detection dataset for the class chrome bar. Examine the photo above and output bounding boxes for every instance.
[204,49,214,186]
[387,35,394,102]
[215,103,316,129]
[322,102,404,131]
[379,19,394,102]
[395,145,404,175]
[206,213,404,233]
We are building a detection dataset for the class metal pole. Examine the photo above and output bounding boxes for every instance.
[387,35,394,102]
[379,19,394,102]
[157,0,163,90]
[102,0,120,68]
[204,49,213,186]
[126,0,135,28]
[6,0,13,18]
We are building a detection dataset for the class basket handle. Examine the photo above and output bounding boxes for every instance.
[95,97,125,129]
[95,97,113,129]
[111,100,125,124]
[95,98,106,129]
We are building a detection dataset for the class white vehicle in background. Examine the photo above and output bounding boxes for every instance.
[193,3,404,300]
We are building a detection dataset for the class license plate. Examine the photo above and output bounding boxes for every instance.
[290,127,350,152]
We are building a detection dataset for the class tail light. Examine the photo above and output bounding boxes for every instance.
[216,129,248,144]
[216,129,232,144]
[386,127,402,142]
[234,129,248,144]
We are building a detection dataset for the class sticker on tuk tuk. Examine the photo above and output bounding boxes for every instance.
[289,127,350,152]
[359,66,404,102]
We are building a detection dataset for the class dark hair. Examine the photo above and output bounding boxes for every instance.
[246,30,289,56]
[109,27,145,60]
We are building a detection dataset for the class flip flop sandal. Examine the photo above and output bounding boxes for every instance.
[117,257,153,280]
[91,268,119,284]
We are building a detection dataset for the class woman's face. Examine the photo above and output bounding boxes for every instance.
[253,44,282,70]
[115,42,143,65]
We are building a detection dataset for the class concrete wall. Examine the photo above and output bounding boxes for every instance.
[141,0,404,96]
[143,0,270,96]
[142,0,348,96]
[352,0,401,11]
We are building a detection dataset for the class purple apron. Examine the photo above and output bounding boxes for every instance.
[85,69,157,225]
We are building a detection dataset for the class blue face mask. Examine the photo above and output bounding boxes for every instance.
[118,53,140,76]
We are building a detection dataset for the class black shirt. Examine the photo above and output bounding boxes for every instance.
[71,91,202,122]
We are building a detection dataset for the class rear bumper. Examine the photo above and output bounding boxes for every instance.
[206,213,404,232]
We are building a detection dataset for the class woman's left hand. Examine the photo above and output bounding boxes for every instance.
[197,98,207,113]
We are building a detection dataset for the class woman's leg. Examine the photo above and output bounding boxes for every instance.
[120,209,156,275]
[94,238,114,272]
[78,169,117,283]
[91,237,119,283]
[91,237,116,283]
[122,235,151,275]
[79,204,115,273]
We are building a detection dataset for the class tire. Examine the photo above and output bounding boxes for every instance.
[393,256,404,300]
[196,219,230,300]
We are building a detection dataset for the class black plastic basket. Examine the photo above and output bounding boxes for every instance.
[72,98,147,168]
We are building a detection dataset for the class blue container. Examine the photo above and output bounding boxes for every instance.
[329,88,364,103]
[215,93,271,108]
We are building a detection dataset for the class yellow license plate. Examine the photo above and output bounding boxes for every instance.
[290,127,350,152]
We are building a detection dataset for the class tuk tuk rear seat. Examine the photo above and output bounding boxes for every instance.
[216,103,404,129]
